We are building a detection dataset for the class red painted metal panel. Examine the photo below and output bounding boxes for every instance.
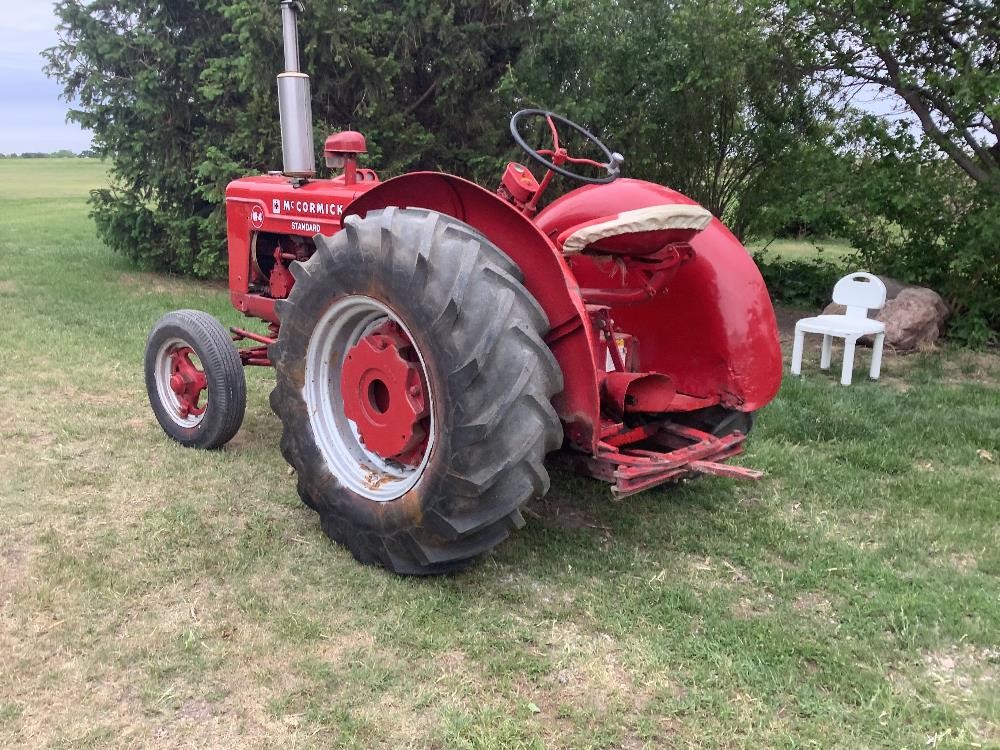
[224,174,382,320]
[536,180,782,411]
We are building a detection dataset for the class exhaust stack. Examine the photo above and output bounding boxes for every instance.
[277,1,315,177]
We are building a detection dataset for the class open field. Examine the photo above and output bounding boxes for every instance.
[746,237,854,261]
[1,158,998,749]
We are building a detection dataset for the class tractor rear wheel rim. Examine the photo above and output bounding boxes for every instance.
[154,338,208,428]
[304,296,434,502]
[340,320,430,465]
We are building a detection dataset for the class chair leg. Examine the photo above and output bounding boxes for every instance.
[840,336,857,386]
[870,332,885,380]
[791,327,805,376]
[820,335,833,369]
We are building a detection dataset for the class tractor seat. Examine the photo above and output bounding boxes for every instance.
[556,204,713,257]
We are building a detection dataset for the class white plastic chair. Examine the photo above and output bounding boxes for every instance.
[791,272,887,386]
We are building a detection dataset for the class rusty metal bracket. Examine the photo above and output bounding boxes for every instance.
[557,419,763,499]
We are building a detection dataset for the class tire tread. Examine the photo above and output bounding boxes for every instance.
[269,209,562,574]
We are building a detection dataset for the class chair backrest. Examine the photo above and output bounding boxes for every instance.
[832,271,887,318]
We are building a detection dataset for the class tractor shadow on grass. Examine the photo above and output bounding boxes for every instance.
[512,463,756,574]
[231,383,764,579]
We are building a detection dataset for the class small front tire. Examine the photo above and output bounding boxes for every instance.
[145,309,247,449]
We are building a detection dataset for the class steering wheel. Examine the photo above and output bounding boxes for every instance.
[510,109,623,185]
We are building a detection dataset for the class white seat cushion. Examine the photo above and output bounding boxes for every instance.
[795,314,885,336]
[560,204,713,254]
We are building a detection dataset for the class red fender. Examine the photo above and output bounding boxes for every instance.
[345,172,605,450]
[536,180,782,411]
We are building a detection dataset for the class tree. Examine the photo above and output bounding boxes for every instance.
[792,0,999,188]
[841,118,999,344]
[786,1,1000,343]
[44,0,530,276]
[505,0,827,239]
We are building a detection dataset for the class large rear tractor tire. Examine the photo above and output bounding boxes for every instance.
[145,309,246,449]
[269,208,563,575]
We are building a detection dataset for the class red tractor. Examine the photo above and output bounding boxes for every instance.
[145,0,782,574]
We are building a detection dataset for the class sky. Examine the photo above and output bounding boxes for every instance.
[0,2,93,154]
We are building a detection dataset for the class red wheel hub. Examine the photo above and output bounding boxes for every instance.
[340,322,429,465]
[169,346,207,418]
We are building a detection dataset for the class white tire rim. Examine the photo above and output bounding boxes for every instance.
[303,296,435,502]
[154,337,207,428]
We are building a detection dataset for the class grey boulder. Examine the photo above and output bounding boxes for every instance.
[821,278,949,351]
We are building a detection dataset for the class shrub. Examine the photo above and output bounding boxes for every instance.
[752,252,849,309]
[44,0,533,278]
[838,129,999,347]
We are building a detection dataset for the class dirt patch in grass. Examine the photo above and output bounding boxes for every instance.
[496,570,578,609]
[125,415,152,431]
[924,645,998,696]
[0,413,57,449]
[874,373,914,393]
[782,504,887,553]
[526,498,610,535]
[680,555,761,594]
[946,553,978,572]
[0,545,27,604]
[922,644,999,743]
[544,622,635,705]
[53,381,141,408]
[773,305,812,344]
[793,591,834,616]
[0,280,16,294]
[730,594,775,620]
[527,620,671,746]
[177,697,215,721]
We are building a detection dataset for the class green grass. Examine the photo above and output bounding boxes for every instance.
[1,158,998,749]
[746,237,855,261]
